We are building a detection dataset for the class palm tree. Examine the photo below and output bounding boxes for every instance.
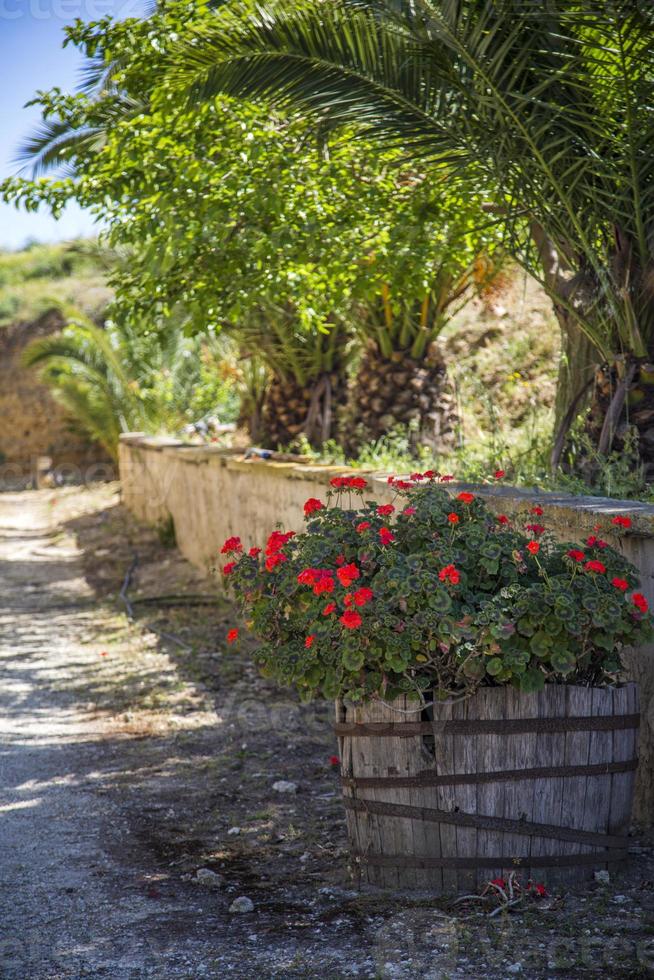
[236,311,352,447]
[23,316,238,458]
[170,0,654,474]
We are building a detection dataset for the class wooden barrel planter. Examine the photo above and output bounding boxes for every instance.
[335,684,639,892]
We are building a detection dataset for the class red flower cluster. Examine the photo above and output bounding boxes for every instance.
[298,568,335,595]
[525,523,545,536]
[305,634,315,649]
[340,609,362,629]
[322,602,336,616]
[227,628,239,644]
[337,563,360,587]
[612,515,632,528]
[587,535,607,548]
[567,549,585,562]
[330,475,367,489]
[249,546,261,557]
[496,514,509,525]
[221,536,242,554]
[265,529,294,572]
[633,593,648,613]
[352,586,374,607]
[585,559,606,574]
[457,492,475,504]
[403,506,417,516]
[223,561,236,576]
[526,541,540,555]
[531,505,544,516]
[439,564,460,585]
[304,497,324,515]
[447,512,460,524]
[494,469,505,479]
[377,504,395,516]
[356,521,371,533]
[379,527,395,545]
[612,577,629,592]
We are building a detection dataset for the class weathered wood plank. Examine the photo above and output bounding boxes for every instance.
[433,697,456,894]
[531,685,567,886]
[453,695,478,893]
[609,685,638,835]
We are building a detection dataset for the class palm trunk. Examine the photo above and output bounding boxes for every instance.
[341,340,457,455]
[260,369,347,449]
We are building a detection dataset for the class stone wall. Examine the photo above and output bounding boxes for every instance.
[119,432,654,825]
[0,310,110,484]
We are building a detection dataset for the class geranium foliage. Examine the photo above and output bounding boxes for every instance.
[221,476,652,702]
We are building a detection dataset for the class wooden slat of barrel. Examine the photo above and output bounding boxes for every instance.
[433,700,456,893]
[609,685,638,834]
[453,695,478,893]
[474,688,505,886]
[392,695,423,891]
[531,685,567,883]
[504,688,540,880]
[559,686,593,870]
[583,688,614,871]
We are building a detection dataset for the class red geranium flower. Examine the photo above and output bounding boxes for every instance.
[343,593,353,607]
[222,561,236,576]
[585,559,606,574]
[612,515,632,528]
[403,506,417,516]
[531,505,544,516]
[340,609,363,629]
[586,535,607,548]
[304,497,324,515]
[440,474,454,482]
[612,577,629,592]
[265,553,287,572]
[393,480,413,490]
[490,877,506,889]
[533,883,548,897]
[387,475,395,485]
[337,563,360,587]
[423,470,436,479]
[349,476,368,490]
[457,492,474,503]
[632,592,648,613]
[410,472,425,481]
[221,536,242,554]
[497,515,509,525]
[356,521,371,533]
[379,527,395,545]
[439,564,460,585]
[525,523,545,536]
[494,470,505,479]
[227,628,239,644]
[298,568,320,586]
[329,755,340,766]
[313,576,335,596]
[567,549,585,562]
[305,635,315,649]
[265,530,294,555]
[322,602,336,616]
[447,512,460,524]
[353,586,374,607]
[248,547,261,557]
[526,541,540,555]
[377,504,395,516]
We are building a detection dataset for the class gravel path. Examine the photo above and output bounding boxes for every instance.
[2,488,654,980]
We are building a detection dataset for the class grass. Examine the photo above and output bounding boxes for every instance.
[0,239,111,327]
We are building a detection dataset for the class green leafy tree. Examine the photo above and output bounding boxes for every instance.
[166,0,654,473]
[3,1,503,451]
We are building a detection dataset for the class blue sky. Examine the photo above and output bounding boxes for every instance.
[0,1,145,250]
